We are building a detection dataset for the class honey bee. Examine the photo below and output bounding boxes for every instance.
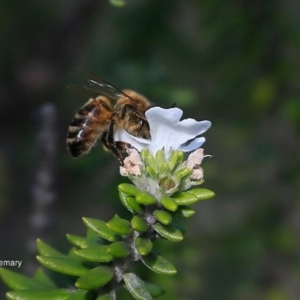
[66,70,151,165]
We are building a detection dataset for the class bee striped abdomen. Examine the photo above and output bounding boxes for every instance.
[67,97,113,158]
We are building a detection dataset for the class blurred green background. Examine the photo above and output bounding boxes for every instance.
[0,0,299,299]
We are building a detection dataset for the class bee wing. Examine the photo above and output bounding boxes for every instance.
[67,84,101,98]
[68,68,132,102]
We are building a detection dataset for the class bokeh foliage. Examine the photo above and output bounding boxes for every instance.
[0,0,299,299]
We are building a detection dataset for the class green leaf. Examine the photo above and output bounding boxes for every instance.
[153,210,172,225]
[123,273,152,300]
[173,188,215,205]
[172,191,199,205]
[66,234,102,249]
[75,266,114,290]
[131,216,149,232]
[120,193,143,214]
[173,168,192,180]
[33,268,56,288]
[119,192,133,213]
[126,196,143,213]
[73,245,113,263]
[36,239,65,257]
[6,289,72,300]
[142,149,157,173]
[135,191,156,205]
[160,198,178,212]
[153,223,183,242]
[144,282,165,298]
[140,148,148,163]
[158,162,171,178]
[0,268,52,290]
[189,188,215,200]
[107,241,130,258]
[118,183,140,196]
[107,215,133,235]
[119,192,143,213]
[95,290,116,300]
[155,149,165,166]
[86,228,101,239]
[36,256,91,276]
[174,206,195,218]
[67,247,81,259]
[135,237,153,256]
[176,151,185,164]
[141,253,177,275]
[167,150,182,171]
[67,290,95,300]
[145,166,157,179]
[82,218,118,242]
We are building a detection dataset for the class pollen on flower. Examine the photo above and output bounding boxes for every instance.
[186,148,205,169]
[190,167,204,181]
[119,148,142,176]
[185,148,210,181]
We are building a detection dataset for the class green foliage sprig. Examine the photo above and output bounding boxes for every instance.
[2,99,213,299]
[0,148,214,300]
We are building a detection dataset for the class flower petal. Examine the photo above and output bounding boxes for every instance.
[179,137,206,152]
[114,128,150,152]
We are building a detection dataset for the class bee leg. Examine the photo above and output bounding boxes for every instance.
[103,120,124,165]
[101,133,124,165]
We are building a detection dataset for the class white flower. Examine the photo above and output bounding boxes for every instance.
[114,107,211,156]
